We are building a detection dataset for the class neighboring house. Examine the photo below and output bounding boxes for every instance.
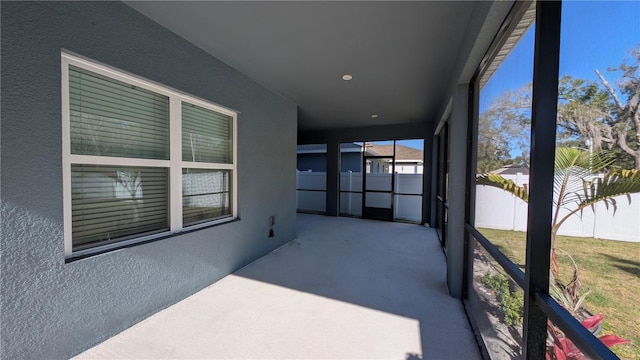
[297,144,328,172]
[297,142,423,174]
[363,143,424,174]
[297,143,362,172]
[489,164,530,175]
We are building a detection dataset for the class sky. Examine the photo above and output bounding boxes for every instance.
[354,2,639,153]
[481,1,640,111]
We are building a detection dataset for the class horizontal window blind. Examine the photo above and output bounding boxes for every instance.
[182,102,232,163]
[182,169,230,226]
[69,66,170,160]
[71,165,169,248]
[63,54,237,256]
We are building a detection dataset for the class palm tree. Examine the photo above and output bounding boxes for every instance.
[477,147,640,278]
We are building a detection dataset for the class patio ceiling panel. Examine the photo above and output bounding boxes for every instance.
[126,1,508,131]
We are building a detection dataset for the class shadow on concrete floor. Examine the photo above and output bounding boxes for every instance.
[75,214,481,359]
[234,214,480,359]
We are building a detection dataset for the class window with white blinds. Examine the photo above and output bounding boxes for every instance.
[182,103,232,164]
[62,53,237,257]
[69,66,170,160]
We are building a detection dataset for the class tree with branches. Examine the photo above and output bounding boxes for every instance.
[478,46,640,172]
[477,84,532,173]
[558,46,640,169]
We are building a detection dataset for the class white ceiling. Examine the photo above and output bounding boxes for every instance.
[127,1,509,131]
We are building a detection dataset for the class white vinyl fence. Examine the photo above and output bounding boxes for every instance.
[474,174,640,242]
[297,171,423,222]
[296,171,326,213]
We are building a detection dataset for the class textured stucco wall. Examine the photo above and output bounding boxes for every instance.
[1,2,297,359]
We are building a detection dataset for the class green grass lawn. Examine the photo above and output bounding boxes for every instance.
[477,228,640,360]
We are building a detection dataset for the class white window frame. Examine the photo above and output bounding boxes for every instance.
[62,52,238,258]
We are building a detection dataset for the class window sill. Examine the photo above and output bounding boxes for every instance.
[65,216,240,263]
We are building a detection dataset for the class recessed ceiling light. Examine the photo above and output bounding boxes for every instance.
[342,74,353,81]
[371,114,378,118]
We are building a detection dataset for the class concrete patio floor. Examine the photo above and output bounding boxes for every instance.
[75,214,481,359]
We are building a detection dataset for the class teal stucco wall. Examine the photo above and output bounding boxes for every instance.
[1,2,297,358]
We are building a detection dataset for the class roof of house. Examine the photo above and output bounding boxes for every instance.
[297,142,423,162]
[489,164,530,175]
[364,143,423,162]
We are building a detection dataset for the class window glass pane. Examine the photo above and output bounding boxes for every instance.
[553,3,640,358]
[71,165,168,249]
[182,169,231,225]
[182,102,233,163]
[69,66,170,159]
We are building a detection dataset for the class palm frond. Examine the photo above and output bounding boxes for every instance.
[479,147,639,284]
[579,168,640,211]
[555,168,640,229]
[553,148,583,211]
[477,173,528,202]
[477,148,639,234]
[554,148,615,209]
